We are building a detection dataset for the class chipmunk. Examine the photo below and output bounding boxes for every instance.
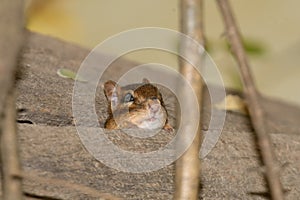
[103,78,173,132]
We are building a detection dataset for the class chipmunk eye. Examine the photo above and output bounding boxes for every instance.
[124,93,134,103]
[150,96,158,100]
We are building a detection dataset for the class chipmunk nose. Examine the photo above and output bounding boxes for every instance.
[150,104,160,113]
[148,99,161,113]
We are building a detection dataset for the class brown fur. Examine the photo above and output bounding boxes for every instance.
[103,80,173,132]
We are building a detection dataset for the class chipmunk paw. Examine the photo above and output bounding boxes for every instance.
[163,123,174,133]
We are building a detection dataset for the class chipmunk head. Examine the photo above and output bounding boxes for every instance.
[103,79,168,130]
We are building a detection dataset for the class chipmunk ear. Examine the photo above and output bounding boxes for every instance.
[103,80,120,108]
[142,78,150,84]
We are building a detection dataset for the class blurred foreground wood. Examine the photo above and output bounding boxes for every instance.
[0,0,25,199]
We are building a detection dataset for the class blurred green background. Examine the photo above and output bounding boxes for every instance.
[25,0,300,106]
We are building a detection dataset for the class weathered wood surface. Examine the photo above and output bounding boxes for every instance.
[13,32,300,199]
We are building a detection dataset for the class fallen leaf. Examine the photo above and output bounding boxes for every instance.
[215,95,248,115]
[57,68,87,82]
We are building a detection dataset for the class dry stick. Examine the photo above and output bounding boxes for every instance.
[0,91,23,200]
[174,0,205,199]
[0,0,25,199]
[0,0,24,116]
[216,0,284,199]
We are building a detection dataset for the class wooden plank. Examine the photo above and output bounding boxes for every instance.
[15,32,300,199]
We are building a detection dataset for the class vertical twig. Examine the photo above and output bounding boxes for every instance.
[1,91,23,200]
[0,0,25,199]
[216,0,284,199]
[174,0,205,199]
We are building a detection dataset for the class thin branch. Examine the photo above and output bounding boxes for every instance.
[0,91,23,200]
[174,0,205,199]
[215,0,284,199]
[0,0,24,116]
[0,0,25,199]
